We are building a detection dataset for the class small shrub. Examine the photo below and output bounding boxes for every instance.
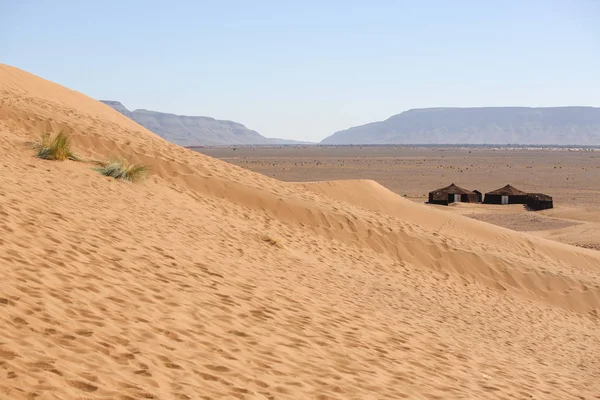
[96,159,148,182]
[35,132,77,161]
[261,234,281,247]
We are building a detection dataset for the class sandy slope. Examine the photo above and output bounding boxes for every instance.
[1,64,600,399]
[437,202,600,252]
[530,208,600,250]
[199,145,600,251]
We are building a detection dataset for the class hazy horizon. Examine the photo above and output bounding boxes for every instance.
[2,1,599,142]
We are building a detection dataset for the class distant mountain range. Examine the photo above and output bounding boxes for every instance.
[321,107,600,145]
[100,101,311,146]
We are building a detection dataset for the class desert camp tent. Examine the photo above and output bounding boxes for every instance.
[428,183,478,206]
[483,184,528,205]
[473,190,483,203]
[526,193,553,211]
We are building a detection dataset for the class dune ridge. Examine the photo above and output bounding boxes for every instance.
[1,64,600,399]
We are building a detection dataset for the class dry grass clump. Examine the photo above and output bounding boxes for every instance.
[33,131,148,183]
[96,159,148,182]
[35,132,78,161]
[261,234,282,247]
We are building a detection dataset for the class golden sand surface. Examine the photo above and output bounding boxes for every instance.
[1,64,600,399]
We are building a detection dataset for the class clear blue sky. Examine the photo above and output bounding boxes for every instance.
[1,0,599,142]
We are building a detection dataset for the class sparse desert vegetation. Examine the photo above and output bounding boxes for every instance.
[35,131,77,161]
[96,159,148,182]
[261,233,281,247]
[33,132,149,183]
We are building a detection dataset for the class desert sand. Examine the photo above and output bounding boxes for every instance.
[1,64,600,399]
[200,145,600,251]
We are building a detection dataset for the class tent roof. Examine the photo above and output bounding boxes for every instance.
[429,183,474,195]
[527,193,553,201]
[485,184,528,196]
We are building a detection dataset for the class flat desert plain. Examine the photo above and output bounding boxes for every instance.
[198,145,600,250]
[2,64,600,400]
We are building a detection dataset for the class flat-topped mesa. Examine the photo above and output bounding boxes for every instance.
[322,107,600,145]
[100,100,311,146]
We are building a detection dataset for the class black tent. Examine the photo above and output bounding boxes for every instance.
[483,184,528,205]
[526,193,553,210]
[428,183,478,206]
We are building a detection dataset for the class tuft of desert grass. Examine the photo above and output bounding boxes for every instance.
[96,159,148,182]
[35,132,78,161]
[261,234,281,247]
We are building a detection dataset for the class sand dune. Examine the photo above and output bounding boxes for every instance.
[199,144,600,251]
[1,64,600,399]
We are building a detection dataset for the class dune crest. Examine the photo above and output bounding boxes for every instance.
[1,64,600,399]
